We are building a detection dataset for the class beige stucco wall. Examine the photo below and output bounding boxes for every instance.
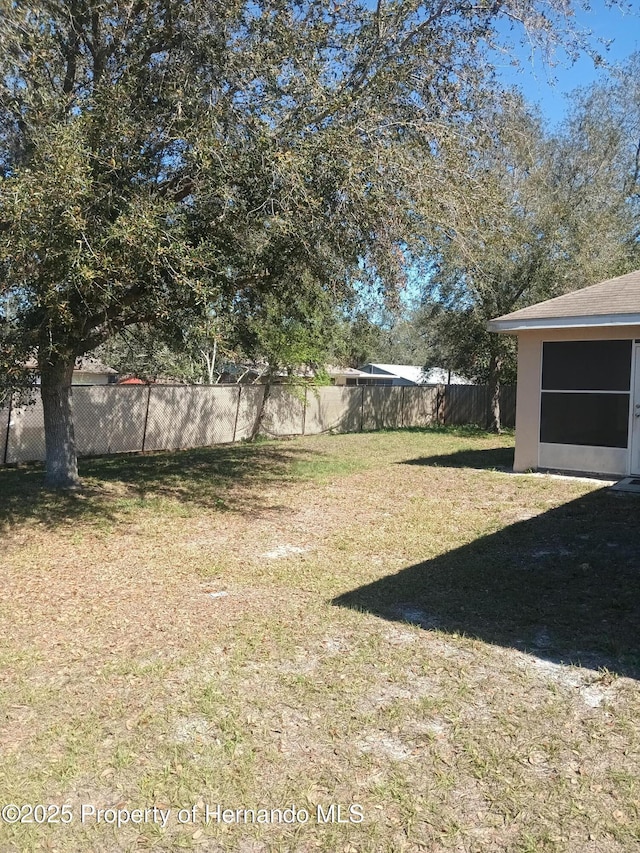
[512,325,640,474]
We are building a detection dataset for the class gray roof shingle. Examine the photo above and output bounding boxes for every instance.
[489,269,640,331]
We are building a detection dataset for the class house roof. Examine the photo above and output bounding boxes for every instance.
[325,365,375,378]
[24,355,117,374]
[360,363,428,383]
[358,364,470,385]
[488,269,640,332]
[73,356,118,375]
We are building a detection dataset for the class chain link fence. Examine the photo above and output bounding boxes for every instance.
[0,382,516,465]
[143,385,240,451]
[2,387,46,464]
[442,384,517,431]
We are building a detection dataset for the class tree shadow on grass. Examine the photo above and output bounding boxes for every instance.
[333,486,640,680]
[0,442,319,531]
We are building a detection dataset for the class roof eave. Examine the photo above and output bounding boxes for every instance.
[488,313,640,334]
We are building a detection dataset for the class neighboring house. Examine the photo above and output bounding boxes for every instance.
[488,268,640,478]
[117,377,148,385]
[218,363,268,384]
[71,357,118,385]
[214,361,471,387]
[218,363,376,385]
[25,356,118,385]
[357,363,470,386]
[326,366,384,386]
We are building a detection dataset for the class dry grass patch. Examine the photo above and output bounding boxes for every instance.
[1,428,639,852]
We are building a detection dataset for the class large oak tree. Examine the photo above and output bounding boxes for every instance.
[0,0,595,486]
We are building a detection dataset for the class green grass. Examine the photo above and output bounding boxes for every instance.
[1,427,639,852]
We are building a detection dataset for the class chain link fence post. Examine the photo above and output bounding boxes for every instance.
[301,386,308,435]
[2,392,12,465]
[232,385,241,443]
[141,385,152,452]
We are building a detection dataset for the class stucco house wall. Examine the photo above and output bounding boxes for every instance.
[490,269,640,478]
[513,325,640,476]
[72,371,114,385]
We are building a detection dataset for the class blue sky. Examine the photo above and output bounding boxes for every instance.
[494,2,640,128]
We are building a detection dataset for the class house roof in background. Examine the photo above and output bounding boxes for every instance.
[360,363,427,383]
[359,364,470,385]
[488,269,640,332]
[24,355,117,374]
[325,365,375,378]
[74,357,118,375]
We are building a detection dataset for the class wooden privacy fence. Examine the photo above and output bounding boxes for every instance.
[0,383,515,465]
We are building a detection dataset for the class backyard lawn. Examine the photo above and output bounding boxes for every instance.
[1,428,639,852]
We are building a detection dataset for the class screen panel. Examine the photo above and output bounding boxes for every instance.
[542,340,632,391]
[540,392,630,448]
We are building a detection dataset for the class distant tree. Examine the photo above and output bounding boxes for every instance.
[334,313,386,369]
[550,51,640,288]
[420,97,559,429]
[96,326,206,385]
[420,81,640,431]
[370,307,433,367]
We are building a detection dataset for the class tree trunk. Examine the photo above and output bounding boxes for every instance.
[488,352,502,434]
[202,338,217,385]
[250,372,273,441]
[40,354,80,489]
